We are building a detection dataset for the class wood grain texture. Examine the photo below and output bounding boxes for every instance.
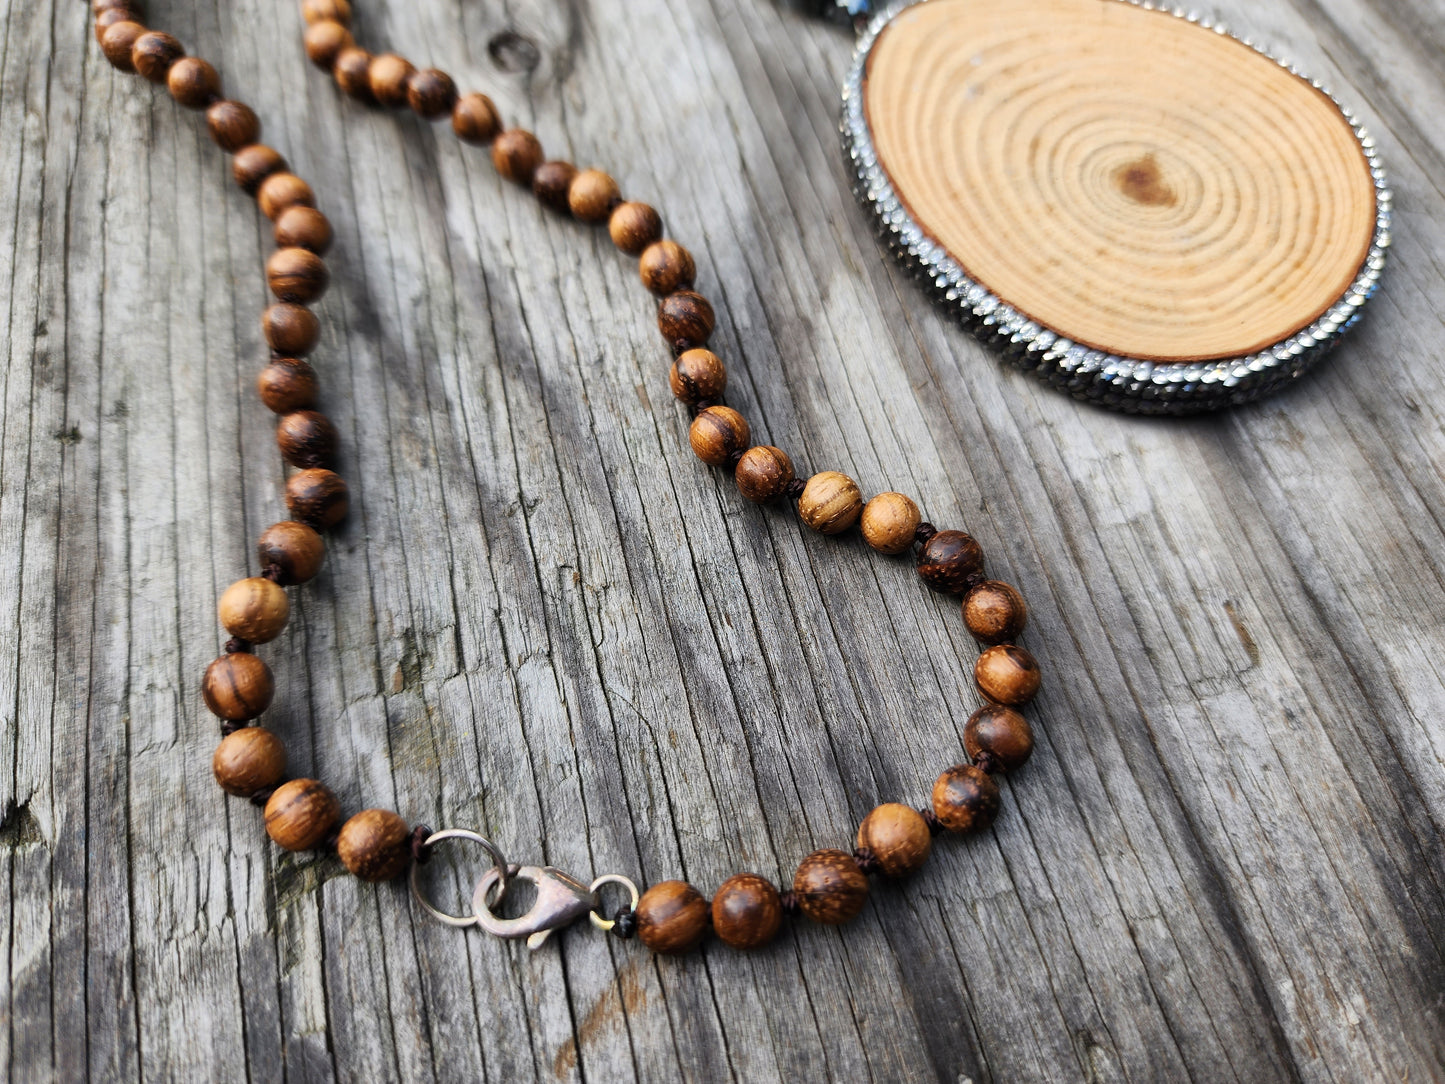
[2,0,1443,1081]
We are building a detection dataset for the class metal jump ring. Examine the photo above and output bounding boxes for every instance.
[588,874,641,932]
[410,829,511,927]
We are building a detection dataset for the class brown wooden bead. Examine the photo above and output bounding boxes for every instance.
[276,410,340,470]
[635,881,711,955]
[257,173,315,221]
[916,529,984,594]
[218,577,290,644]
[266,247,329,303]
[964,704,1035,772]
[131,30,183,83]
[963,580,1029,645]
[368,53,415,108]
[531,161,578,213]
[659,291,715,350]
[793,849,869,925]
[100,21,146,72]
[452,92,501,145]
[688,405,751,467]
[94,8,136,44]
[262,303,320,356]
[274,206,332,255]
[232,144,287,195]
[407,68,457,119]
[568,168,620,223]
[798,471,863,535]
[975,644,1042,707]
[711,873,783,950]
[639,240,695,296]
[301,0,351,25]
[257,357,318,413]
[491,129,544,185]
[337,809,411,882]
[212,727,287,798]
[735,446,794,503]
[286,468,349,527]
[860,492,921,555]
[857,803,932,878]
[92,0,137,14]
[333,47,373,101]
[166,56,219,108]
[304,19,353,70]
[257,521,326,586]
[609,202,662,255]
[206,100,260,153]
[201,652,275,722]
[669,348,727,405]
[932,764,1001,834]
[264,779,340,852]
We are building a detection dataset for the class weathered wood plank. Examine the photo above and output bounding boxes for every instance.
[2,0,1444,1080]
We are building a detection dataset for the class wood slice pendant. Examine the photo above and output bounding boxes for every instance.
[843,0,1391,413]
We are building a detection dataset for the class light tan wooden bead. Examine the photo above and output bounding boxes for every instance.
[257,173,315,221]
[452,93,501,145]
[568,168,620,222]
[368,53,414,108]
[212,727,287,797]
[303,19,352,69]
[256,521,326,585]
[711,874,783,950]
[201,652,274,721]
[798,472,863,535]
[166,57,220,109]
[491,129,544,185]
[735,446,794,503]
[337,810,411,882]
[688,406,750,467]
[264,779,340,851]
[130,30,183,83]
[333,47,373,101]
[274,206,332,255]
[975,644,1042,707]
[639,240,695,296]
[217,577,289,644]
[301,0,351,25]
[669,349,727,405]
[100,21,146,72]
[860,492,921,555]
[206,100,260,153]
[609,202,662,255]
[932,764,1001,834]
[636,881,711,954]
[857,803,932,878]
[963,580,1029,645]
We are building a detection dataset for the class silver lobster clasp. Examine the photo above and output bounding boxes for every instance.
[473,865,598,950]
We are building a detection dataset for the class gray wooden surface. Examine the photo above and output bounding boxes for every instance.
[3,0,1444,1080]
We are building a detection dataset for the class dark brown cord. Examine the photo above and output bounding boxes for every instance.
[779,890,801,917]
[921,808,945,836]
[914,522,938,546]
[972,751,1001,775]
[853,846,881,876]
[784,478,806,500]
[224,637,252,655]
[410,824,434,865]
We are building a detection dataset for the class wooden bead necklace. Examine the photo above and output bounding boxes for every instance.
[93,0,1046,956]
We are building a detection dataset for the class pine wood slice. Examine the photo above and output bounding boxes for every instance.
[862,0,1378,363]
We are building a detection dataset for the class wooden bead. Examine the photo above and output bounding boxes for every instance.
[798,471,863,535]
[264,779,340,851]
[860,492,921,555]
[964,704,1035,772]
[792,849,869,925]
[301,0,351,25]
[232,144,286,195]
[688,405,750,467]
[201,652,274,722]
[568,168,619,222]
[266,247,329,303]
[257,357,318,413]
[131,30,183,83]
[212,727,287,797]
[257,173,315,221]
[333,47,373,101]
[857,803,932,878]
[975,644,1042,707]
[531,161,577,213]
[963,580,1028,645]
[218,577,290,644]
[711,873,783,950]
[337,809,411,882]
[635,880,711,955]
[658,290,715,350]
[286,468,349,527]
[639,240,695,296]
[916,529,984,595]
[276,410,339,470]
[206,100,260,153]
[92,0,137,14]
[735,446,794,503]
[407,68,457,119]
[609,202,662,255]
[94,8,136,45]
[274,206,332,255]
[257,521,326,585]
[303,20,353,70]
[452,92,501,145]
[932,764,1001,834]
[100,21,146,72]
[167,56,219,108]
[491,129,544,185]
[368,53,415,108]
[262,303,320,355]
[669,348,727,405]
